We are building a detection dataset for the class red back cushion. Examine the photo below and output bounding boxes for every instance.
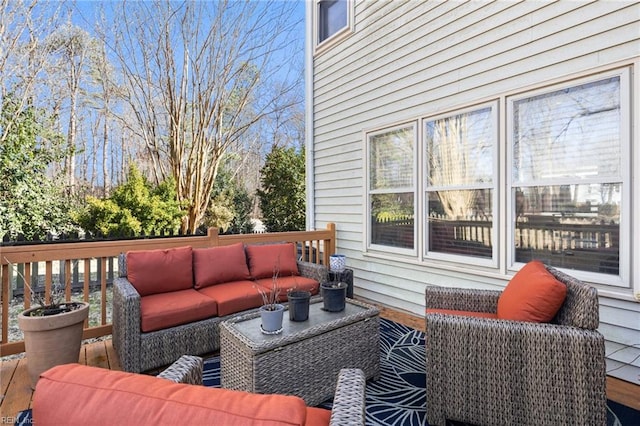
[33,364,308,426]
[126,246,193,296]
[497,261,567,323]
[193,243,251,289]
[245,243,299,279]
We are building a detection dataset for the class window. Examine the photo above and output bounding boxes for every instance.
[424,104,497,261]
[363,68,631,289]
[367,124,416,252]
[316,0,350,47]
[509,72,629,282]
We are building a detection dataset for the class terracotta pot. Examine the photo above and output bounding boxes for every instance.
[18,302,89,389]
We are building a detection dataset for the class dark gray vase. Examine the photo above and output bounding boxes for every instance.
[321,282,347,312]
[288,290,311,321]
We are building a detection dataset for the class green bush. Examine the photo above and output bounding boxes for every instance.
[75,165,184,236]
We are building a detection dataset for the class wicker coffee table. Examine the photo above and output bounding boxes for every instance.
[219,298,380,406]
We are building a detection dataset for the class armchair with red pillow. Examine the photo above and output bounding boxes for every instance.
[424,261,606,426]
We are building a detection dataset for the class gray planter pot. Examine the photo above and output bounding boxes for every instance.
[259,304,284,333]
[288,290,311,321]
[321,281,347,312]
[18,301,89,389]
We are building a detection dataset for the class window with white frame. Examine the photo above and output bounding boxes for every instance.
[424,104,497,261]
[367,124,416,252]
[316,0,350,47]
[509,71,628,282]
[364,68,631,290]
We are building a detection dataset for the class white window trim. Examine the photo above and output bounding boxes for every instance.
[313,0,354,55]
[364,121,418,257]
[421,101,500,269]
[505,68,631,289]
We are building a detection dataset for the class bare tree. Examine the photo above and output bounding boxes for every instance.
[87,30,118,196]
[0,0,62,144]
[45,21,97,193]
[106,0,303,232]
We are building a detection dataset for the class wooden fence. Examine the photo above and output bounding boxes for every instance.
[0,224,336,356]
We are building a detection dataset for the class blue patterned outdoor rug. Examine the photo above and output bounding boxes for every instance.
[14,318,639,425]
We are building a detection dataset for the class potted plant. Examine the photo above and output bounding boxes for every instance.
[321,281,348,312]
[287,280,314,322]
[255,267,284,333]
[8,261,89,389]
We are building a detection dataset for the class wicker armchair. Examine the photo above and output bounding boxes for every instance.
[425,265,606,426]
[161,356,366,425]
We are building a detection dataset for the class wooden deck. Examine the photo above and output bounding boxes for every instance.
[1,305,638,424]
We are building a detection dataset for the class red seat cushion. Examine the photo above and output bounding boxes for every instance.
[497,260,567,323]
[197,280,266,316]
[33,364,309,426]
[193,243,251,289]
[126,246,193,296]
[254,276,319,302]
[140,289,217,332]
[246,243,299,279]
[305,407,332,426]
[426,308,499,319]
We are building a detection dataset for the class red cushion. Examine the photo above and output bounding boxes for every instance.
[254,276,319,302]
[140,289,217,332]
[33,364,309,426]
[497,261,567,322]
[126,246,193,296]
[198,280,267,316]
[426,308,498,319]
[193,243,251,289]
[305,407,332,426]
[245,243,299,279]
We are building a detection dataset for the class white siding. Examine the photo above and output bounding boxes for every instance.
[309,0,640,383]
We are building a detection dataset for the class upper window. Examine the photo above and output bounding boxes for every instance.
[367,124,416,253]
[316,0,350,48]
[424,104,497,262]
[509,71,629,283]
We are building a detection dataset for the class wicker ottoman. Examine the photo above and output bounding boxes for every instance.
[220,298,380,406]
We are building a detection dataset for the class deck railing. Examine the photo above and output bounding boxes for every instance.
[0,224,336,356]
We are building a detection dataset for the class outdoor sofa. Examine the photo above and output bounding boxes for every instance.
[32,355,367,425]
[113,242,328,372]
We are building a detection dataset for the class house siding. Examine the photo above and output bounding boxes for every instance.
[308,0,640,384]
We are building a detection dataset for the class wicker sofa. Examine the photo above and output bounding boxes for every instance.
[113,242,328,373]
[425,262,606,426]
[32,355,367,425]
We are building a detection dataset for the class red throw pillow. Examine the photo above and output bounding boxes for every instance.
[193,243,251,289]
[497,261,567,323]
[126,246,193,296]
[245,243,299,279]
